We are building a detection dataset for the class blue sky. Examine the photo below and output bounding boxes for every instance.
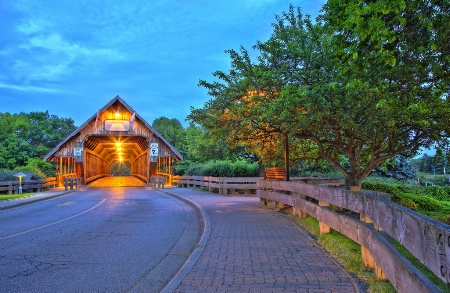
[0,0,326,127]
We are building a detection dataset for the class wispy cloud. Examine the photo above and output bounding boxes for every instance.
[0,81,64,93]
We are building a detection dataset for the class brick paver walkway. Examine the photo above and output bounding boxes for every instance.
[165,188,362,293]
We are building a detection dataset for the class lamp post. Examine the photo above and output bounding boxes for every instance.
[14,172,26,194]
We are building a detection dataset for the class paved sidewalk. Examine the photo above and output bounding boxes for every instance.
[162,188,364,293]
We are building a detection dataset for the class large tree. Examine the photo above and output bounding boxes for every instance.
[189,3,450,189]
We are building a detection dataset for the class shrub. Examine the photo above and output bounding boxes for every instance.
[184,160,259,177]
[362,178,450,224]
[25,158,55,177]
[203,161,234,177]
[13,166,45,180]
[174,160,192,175]
[234,160,259,177]
[0,169,17,182]
[186,164,205,176]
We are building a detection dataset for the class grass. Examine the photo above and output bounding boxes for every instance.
[297,215,450,292]
[297,215,396,293]
[362,179,450,224]
[391,241,450,293]
[0,193,34,200]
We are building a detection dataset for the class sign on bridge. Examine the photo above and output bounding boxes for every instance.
[150,143,158,156]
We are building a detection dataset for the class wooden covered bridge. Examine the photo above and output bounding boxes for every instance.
[44,96,183,186]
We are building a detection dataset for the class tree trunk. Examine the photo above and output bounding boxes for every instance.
[347,177,362,191]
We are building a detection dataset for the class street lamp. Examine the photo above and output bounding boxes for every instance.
[14,172,26,194]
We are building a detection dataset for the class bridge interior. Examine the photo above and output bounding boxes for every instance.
[83,135,150,185]
[84,135,149,163]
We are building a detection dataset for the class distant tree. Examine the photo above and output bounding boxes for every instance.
[110,161,131,176]
[184,123,239,163]
[0,111,77,170]
[432,148,448,174]
[152,117,187,157]
[372,155,418,182]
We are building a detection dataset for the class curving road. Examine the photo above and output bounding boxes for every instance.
[0,187,201,293]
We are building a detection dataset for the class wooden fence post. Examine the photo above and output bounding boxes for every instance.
[293,193,307,219]
[319,200,331,234]
[360,214,387,280]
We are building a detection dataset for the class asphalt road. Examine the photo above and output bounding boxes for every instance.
[0,187,201,293]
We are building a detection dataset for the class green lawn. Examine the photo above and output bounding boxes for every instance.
[0,193,34,200]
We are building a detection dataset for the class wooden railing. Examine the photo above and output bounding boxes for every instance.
[0,177,59,194]
[85,173,108,184]
[258,179,450,292]
[172,176,259,195]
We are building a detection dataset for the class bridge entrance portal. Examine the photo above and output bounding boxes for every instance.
[44,96,183,187]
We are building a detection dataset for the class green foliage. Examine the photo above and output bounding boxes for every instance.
[12,166,46,179]
[0,169,17,181]
[185,160,259,177]
[0,194,34,200]
[371,155,418,182]
[110,161,131,176]
[152,117,187,158]
[0,111,77,170]
[185,164,206,176]
[410,154,434,173]
[362,179,450,223]
[25,158,55,177]
[174,160,192,176]
[184,123,244,163]
[0,167,45,182]
[203,161,234,177]
[189,2,450,189]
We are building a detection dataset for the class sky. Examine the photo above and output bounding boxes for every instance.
[0,0,326,128]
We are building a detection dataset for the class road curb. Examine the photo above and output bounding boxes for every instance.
[157,189,211,293]
[0,190,76,211]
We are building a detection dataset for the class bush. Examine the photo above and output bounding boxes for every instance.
[184,160,259,177]
[186,164,205,176]
[0,167,45,182]
[0,169,17,181]
[13,166,45,180]
[203,161,234,177]
[174,160,192,175]
[25,158,55,177]
[362,178,450,224]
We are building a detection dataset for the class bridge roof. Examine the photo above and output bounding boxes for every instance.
[44,95,183,161]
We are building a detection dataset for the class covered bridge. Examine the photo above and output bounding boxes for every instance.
[44,96,183,186]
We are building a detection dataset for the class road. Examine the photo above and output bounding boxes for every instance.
[0,187,201,293]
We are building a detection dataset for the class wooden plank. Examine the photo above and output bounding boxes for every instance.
[219,183,258,190]
[362,194,450,284]
[364,225,442,293]
[259,181,450,286]
[220,177,260,183]
[260,188,442,292]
